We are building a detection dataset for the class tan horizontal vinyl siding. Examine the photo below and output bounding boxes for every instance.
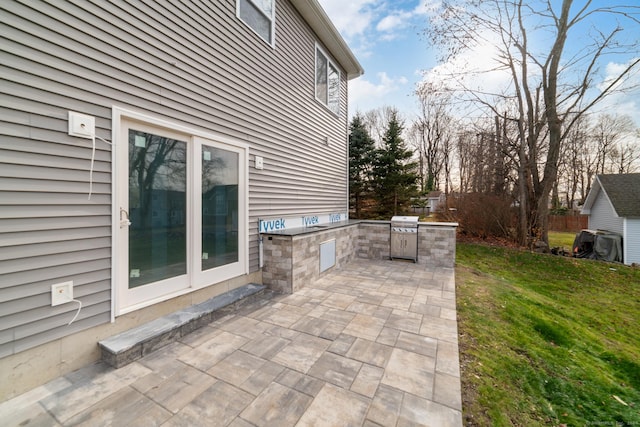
[0,0,349,356]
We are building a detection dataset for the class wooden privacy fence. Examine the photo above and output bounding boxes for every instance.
[549,215,588,232]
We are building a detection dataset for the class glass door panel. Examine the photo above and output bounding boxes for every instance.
[202,146,239,271]
[116,112,247,315]
[128,129,187,288]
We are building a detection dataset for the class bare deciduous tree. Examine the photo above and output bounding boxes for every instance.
[361,106,401,147]
[413,82,457,194]
[610,129,640,173]
[558,114,590,208]
[427,0,640,246]
[591,113,636,174]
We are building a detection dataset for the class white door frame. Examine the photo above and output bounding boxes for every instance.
[111,107,249,318]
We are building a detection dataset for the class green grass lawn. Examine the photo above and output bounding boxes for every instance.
[456,242,640,426]
[548,231,578,250]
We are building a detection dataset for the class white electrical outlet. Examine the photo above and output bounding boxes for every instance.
[51,281,73,306]
[68,111,95,139]
[254,156,264,170]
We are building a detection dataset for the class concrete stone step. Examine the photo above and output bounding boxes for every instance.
[99,283,266,368]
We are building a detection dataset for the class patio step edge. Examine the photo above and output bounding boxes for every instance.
[98,283,266,368]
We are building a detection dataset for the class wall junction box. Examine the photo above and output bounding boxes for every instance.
[52,281,73,306]
[68,111,95,139]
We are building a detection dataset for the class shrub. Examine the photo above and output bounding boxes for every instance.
[438,193,514,238]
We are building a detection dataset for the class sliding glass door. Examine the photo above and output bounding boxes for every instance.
[116,116,247,314]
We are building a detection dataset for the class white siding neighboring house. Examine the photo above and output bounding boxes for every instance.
[581,174,640,266]
[411,191,445,215]
[0,0,362,400]
[426,191,445,214]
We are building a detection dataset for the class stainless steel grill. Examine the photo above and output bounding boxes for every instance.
[390,216,419,262]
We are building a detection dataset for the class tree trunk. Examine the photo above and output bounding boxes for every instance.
[536,0,571,246]
[516,121,529,247]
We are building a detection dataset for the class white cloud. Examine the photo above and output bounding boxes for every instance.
[594,59,640,126]
[421,42,640,127]
[317,0,382,58]
[598,60,640,93]
[318,0,437,52]
[317,0,378,39]
[316,0,447,117]
[421,30,514,94]
[375,1,438,40]
[352,72,406,97]
[349,72,410,113]
[413,0,440,15]
[376,13,409,32]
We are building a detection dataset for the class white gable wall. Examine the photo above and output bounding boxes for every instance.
[588,191,624,234]
[624,218,640,265]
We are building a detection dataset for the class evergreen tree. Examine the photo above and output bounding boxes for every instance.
[372,111,419,217]
[348,114,376,218]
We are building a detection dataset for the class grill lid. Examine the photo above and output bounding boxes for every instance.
[390,216,419,228]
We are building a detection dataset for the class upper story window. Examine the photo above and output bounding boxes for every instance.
[315,46,340,115]
[237,0,275,45]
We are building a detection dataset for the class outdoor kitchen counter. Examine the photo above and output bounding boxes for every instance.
[259,219,458,237]
[260,219,458,294]
[259,219,361,236]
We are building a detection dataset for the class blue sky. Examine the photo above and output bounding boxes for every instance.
[317,0,640,125]
[317,0,437,120]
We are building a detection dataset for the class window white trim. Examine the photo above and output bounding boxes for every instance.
[237,0,276,47]
[315,44,341,116]
[111,107,249,316]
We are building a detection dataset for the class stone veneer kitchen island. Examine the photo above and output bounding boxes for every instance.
[261,220,457,294]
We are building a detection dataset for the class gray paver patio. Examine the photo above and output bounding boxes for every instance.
[1,259,462,427]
